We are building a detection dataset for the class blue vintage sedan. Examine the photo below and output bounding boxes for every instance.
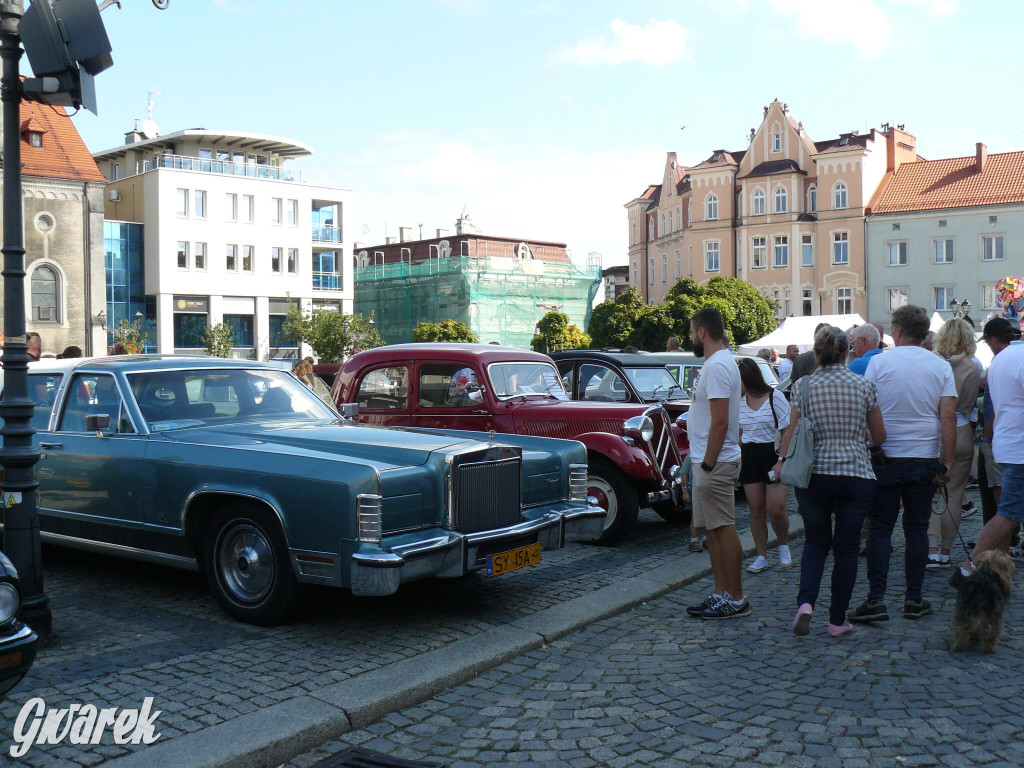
[16,357,605,625]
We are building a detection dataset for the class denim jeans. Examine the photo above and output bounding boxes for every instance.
[795,474,876,625]
[867,457,939,602]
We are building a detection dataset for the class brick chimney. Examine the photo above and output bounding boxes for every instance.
[976,142,987,173]
[885,125,918,174]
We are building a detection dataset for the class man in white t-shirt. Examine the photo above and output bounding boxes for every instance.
[777,345,798,382]
[852,305,956,624]
[685,307,748,620]
[953,327,1024,581]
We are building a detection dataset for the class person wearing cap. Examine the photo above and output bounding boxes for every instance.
[848,322,885,376]
[953,317,1024,583]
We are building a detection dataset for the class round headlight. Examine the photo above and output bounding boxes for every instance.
[0,582,20,625]
[623,415,655,442]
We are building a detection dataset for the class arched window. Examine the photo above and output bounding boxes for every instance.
[687,198,692,225]
[705,193,718,221]
[667,210,673,233]
[31,264,59,323]
[774,186,788,213]
[751,189,765,216]
[808,185,817,214]
[833,182,848,210]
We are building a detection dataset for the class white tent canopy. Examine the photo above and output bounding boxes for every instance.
[738,314,894,355]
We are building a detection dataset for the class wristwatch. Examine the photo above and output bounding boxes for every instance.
[700,461,714,473]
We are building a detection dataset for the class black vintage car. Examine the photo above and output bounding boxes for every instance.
[548,351,690,419]
[0,550,38,696]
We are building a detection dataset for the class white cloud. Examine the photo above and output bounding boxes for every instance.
[770,0,892,58]
[891,0,956,14]
[559,19,690,67]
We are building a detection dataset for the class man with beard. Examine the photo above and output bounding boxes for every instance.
[685,307,748,619]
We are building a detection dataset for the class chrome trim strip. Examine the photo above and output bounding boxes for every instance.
[2,623,35,643]
[40,532,200,572]
[179,489,289,544]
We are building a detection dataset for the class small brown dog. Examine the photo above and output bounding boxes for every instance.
[952,549,1015,653]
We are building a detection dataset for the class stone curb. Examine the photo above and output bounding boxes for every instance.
[102,514,803,768]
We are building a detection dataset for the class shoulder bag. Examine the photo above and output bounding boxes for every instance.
[780,379,814,489]
[770,389,782,454]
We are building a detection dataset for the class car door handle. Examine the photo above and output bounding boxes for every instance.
[40,441,63,449]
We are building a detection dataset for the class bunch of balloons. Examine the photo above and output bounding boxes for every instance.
[996,276,1024,330]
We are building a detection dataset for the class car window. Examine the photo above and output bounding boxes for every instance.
[556,362,574,396]
[28,373,62,431]
[579,364,629,402]
[419,364,482,409]
[58,373,136,435]
[623,366,680,399]
[488,362,568,400]
[757,360,779,387]
[356,366,408,410]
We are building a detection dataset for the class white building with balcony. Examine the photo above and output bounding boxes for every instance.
[93,126,352,358]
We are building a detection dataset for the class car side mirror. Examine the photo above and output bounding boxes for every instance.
[86,414,110,434]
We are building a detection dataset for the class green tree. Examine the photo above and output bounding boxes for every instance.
[111,317,148,354]
[412,319,478,343]
[282,306,384,362]
[587,287,645,349]
[203,322,236,358]
[530,311,591,353]
[664,276,774,350]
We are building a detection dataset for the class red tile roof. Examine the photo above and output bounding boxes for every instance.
[872,151,1024,214]
[19,100,106,184]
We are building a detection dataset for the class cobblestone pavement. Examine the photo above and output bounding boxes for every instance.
[284,490,1024,768]
[0,500,761,767]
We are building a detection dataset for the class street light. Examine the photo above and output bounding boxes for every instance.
[948,298,971,319]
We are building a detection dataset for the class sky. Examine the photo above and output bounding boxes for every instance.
[67,0,1024,273]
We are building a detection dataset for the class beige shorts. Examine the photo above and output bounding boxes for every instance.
[692,460,741,531]
[981,441,1002,487]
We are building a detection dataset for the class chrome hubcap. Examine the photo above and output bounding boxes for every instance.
[219,523,274,604]
[588,476,618,531]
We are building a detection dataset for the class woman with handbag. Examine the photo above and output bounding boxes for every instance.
[736,357,792,573]
[774,326,886,637]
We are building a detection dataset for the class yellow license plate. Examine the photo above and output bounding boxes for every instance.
[487,542,541,576]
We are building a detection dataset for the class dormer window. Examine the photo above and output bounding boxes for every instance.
[27,131,42,148]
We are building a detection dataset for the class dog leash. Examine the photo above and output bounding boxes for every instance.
[934,484,975,566]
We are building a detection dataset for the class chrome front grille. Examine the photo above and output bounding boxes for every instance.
[646,407,681,479]
[453,457,523,533]
[569,463,588,502]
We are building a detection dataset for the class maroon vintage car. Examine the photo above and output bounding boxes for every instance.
[331,344,689,544]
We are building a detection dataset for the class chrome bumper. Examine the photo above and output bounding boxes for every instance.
[349,504,606,597]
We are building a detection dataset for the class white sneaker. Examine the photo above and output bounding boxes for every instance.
[778,545,793,568]
[747,555,770,573]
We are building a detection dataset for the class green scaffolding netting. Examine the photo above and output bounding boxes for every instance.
[355,257,602,348]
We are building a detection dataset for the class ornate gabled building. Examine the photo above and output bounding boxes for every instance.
[626,100,917,319]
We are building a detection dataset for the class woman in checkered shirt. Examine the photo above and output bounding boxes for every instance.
[775,326,886,638]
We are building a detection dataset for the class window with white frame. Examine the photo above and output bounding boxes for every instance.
[660,213,665,236]
[675,250,681,278]
[243,195,254,223]
[668,210,674,233]
[983,283,999,309]
[705,194,718,221]
[111,162,120,181]
[632,221,637,244]
[774,186,788,213]
[687,199,692,225]
[808,186,817,214]
[784,288,791,317]
[802,288,813,316]
[226,244,237,271]
[751,189,765,216]
[833,182,848,210]
[176,188,188,217]
[225,193,237,221]
[649,218,654,240]
[983,235,1004,261]
[705,241,720,272]
[774,235,788,267]
[271,198,282,225]
[194,190,207,219]
[649,258,655,285]
[888,241,907,266]
[934,286,953,311]
[752,237,767,268]
[773,289,781,316]
[934,238,954,264]
[271,247,282,273]
[832,232,849,265]
[195,242,206,271]
[801,234,813,267]
[773,131,781,152]
[177,241,188,269]
[633,262,638,285]
[242,245,254,272]
[836,286,852,314]
[887,287,908,311]
[662,255,668,282]
[287,200,299,226]
[287,248,298,274]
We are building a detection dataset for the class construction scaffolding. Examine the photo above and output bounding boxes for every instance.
[355,256,602,348]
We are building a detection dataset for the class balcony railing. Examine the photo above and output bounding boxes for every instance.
[313,271,342,291]
[137,154,302,182]
[312,225,342,243]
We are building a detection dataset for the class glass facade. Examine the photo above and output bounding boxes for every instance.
[313,250,341,291]
[104,221,155,352]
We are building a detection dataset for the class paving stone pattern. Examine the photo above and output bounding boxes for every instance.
[285,492,1024,768]
[0,501,756,767]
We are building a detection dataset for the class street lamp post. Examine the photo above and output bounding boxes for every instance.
[0,0,50,642]
[949,298,972,319]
